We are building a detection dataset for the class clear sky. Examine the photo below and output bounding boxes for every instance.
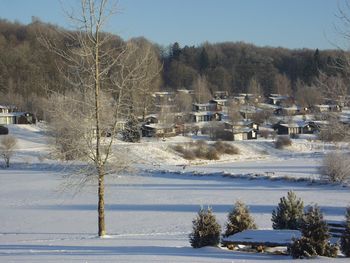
[0,0,346,50]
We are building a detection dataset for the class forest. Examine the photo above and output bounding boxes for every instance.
[0,18,348,115]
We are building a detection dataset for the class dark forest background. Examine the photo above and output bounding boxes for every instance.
[0,19,347,107]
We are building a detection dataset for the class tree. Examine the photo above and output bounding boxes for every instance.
[223,200,256,237]
[193,75,212,103]
[289,205,338,259]
[295,80,323,109]
[247,76,263,103]
[189,207,221,248]
[341,207,350,257]
[273,73,292,96]
[42,0,158,237]
[122,116,140,142]
[320,152,350,183]
[0,135,17,168]
[272,191,304,230]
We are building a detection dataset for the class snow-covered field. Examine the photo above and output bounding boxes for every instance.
[0,125,349,262]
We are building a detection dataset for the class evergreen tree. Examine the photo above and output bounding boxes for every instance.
[189,207,221,248]
[122,116,140,142]
[223,200,257,237]
[341,207,350,257]
[272,191,304,230]
[296,205,338,257]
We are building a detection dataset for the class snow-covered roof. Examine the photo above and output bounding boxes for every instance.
[222,229,301,246]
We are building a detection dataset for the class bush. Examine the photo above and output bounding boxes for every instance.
[189,207,221,248]
[275,136,292,149]
[341,207,350,257]
[223,200,257,237]
[259,129,271,139]
[289,205,339,258]
[0,135,17,168]
[0,125,9,135]
[213,141,239,155]
[320,152,350,183]
[272,191,304,230]
[183,149,196,160]
[206,148,219,160]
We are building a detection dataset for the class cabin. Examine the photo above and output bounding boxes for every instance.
[0,112,36,125]
[190,111,222,123]
[312,104,342,113]
[192,103,216,112]
[282,105,302,115]
[268,94,289,106]
[209,99,228,112]
[232,127,257,141]
[213,90,228,99]
[274,121,319,135]
[141,123,176,138]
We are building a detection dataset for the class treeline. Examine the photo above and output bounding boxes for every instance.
[0,19,347,109]
[162,42,347,95]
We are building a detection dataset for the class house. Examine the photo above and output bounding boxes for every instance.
[268,94,289,106]
[232,128,257,141]
[312,104,342,113]
[239,105,261,119]
[274,121,319,135]
[141,123,176,138]
[213,90,228,99]
[282,105,302,116]
[209,99,228,112]
[0,105,9,114]
[153,91,175,106]
[0,112,36,125]
[190,111,222,123]
[192,103,216,112]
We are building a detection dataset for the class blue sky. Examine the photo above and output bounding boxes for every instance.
[0,0,345,50]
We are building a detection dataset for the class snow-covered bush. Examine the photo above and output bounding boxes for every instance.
[274,136,292,149]
[189,207,221,248]
[223,200,257,237]
[290,205,338,258]
[320,152,350,183]
[272,191,304,230]
[341,207,350,257]
[0,135,17,168]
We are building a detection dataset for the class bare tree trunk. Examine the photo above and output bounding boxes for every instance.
[98,167,106,236]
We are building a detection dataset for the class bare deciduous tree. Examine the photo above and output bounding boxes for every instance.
[42,0,159,237]
[320,152,350,183]
[0,135,17,168]
[274,73,292,96]
[193,75,212,104]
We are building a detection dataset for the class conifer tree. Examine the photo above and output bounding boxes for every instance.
[223,200,257,237]
[272,190,304,230]
[290,205,338,258]
[122,116,140,142]
[341,207,350,257]
[189,207,221,248]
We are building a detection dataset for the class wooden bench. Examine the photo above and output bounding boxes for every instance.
[222,229,302,251]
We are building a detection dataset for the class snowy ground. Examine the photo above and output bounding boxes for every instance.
[0,125,349,262]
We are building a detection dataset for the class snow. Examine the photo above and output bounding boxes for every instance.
[0,124,349,262]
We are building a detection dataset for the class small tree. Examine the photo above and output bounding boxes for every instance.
[0,135,17,168]
[272,191,304,230]
[189,207,221,248]
[223,200,257,237]
[290,205,338,258]
[320,152,350,183]
[341,207,350,257]
[122,116,140,142]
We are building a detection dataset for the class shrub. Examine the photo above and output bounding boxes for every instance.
[320,152,350,183]
[275,136,292,149]
[194,141,209,158]
[0,125,9,135]
[183,149,196,160]
[0,135,17,168]
[189,207,221,248]
[341,207,350,257]
[206,147,219,160]
[272,191,304,230]
[289,204,339,258]
[259,129,271,139]
[213,141,239,155]
[223,200,257,237]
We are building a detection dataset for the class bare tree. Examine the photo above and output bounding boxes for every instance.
[247,76,263,103]
[320,152,350,183]
[193,75,212,103]
[42,0,158,237]
[274,73,292,96]
[295,80,323,109]
[0,135,17,168]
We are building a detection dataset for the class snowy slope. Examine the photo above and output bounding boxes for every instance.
[0,124,349,262]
